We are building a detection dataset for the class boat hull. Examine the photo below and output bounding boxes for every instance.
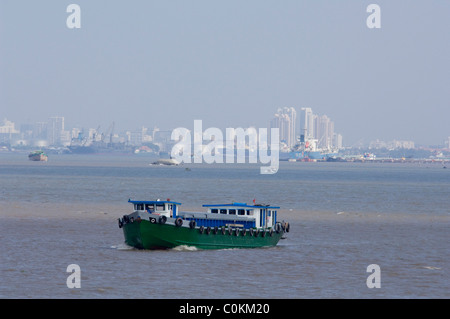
[28,153,48,161]
[122,219,284,250]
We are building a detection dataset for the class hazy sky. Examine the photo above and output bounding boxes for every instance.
[1,1,449,146]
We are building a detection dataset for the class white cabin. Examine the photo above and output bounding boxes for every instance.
[127,199,279,230]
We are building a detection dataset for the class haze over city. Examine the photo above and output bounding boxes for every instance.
[1,1,449,146]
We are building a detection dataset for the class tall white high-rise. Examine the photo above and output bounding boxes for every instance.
[46,116,71,146]
[314,115,335,150]
[270,107,296,148]
[334,133,343,149]
[299,107,342,150]
[299,107,314,141]
[273,106,343,150]
[47,116,65,146]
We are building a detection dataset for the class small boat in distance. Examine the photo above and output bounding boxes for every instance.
[28,150,48,162]
[119,199,290,250]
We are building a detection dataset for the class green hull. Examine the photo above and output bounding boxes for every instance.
[122,219,284,250]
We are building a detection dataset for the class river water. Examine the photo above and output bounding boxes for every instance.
[0,153,448,299]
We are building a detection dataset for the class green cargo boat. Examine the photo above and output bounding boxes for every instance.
[119,199,290,250]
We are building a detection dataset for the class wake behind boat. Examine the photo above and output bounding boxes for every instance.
[118,199,289,250]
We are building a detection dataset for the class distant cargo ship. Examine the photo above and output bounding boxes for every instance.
[28,150,48,161]
[280,139,338,161]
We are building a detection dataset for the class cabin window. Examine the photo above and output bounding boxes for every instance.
[229,209,236,215]
[268,210,271,217]
[156,204,165,211]
[238,209,245,215]
[211,209,218,214]
[136,204,144,211]
[246,210,252,215]
[220,209,227,214]
[145,204,155,211]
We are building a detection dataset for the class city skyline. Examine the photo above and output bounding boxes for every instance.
[1,111,448,150]
[1,2,449,146]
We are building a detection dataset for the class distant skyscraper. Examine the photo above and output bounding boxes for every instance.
[0,118,20,143]
[299,107,314,141]
[299,107,342,150]
[314,115,335,149]
[47,116,68,146]
[272,106,342,150]
[270,107,296,148]
[270,113,290,147]
[334,133,343,149]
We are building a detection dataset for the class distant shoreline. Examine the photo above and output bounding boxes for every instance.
[1,150,449,164]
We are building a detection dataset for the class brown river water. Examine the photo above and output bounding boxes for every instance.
[1,153,448,298]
